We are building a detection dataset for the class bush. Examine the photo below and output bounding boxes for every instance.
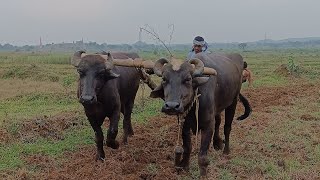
[287,55,300,77]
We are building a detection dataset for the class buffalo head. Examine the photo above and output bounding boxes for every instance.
[150,58,215,115]
[71,51,119,105]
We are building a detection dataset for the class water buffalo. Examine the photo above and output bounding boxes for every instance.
[149,53,252,176]
[71,51,147,160]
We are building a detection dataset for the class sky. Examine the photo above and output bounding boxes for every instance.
[0,0,319,45]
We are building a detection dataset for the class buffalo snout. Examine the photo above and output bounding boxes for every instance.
[80,95,97,104]
[162,101,184,115]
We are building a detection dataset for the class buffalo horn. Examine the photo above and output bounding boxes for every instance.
[154,58,169,77]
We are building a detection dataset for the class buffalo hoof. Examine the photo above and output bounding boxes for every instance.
[106,140,120,149]
[175,159,190,171]
[198,156,209,177]
[122,137,129,145]
[128,129,134,136]
[175,166,184,173]
[123,140,128,145]
[223,148,230,155]
[123,128,134,145]
[174,146,184,166]
[95,154,105,161]
[213,138,224,150]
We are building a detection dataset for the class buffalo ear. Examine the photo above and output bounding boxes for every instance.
[192,77,209,87]
[71,50,85,67]
[150,84,164,99]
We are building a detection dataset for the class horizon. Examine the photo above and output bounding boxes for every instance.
[2,36,320,47]
[1,0,320,46]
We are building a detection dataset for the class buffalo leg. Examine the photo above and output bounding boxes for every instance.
[213,113,224,150]
[123,101,134,144]
[223,98,237,154]
[88,117,105,160]
[106,111,120,149]
[176,122,192,170]
[198,126,213,176]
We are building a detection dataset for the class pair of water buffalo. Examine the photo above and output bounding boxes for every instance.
[71,51,251,176]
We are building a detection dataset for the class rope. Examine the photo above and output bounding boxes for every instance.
[140,79,145,108]
[175,88,201,153]
[176,116,181,146]
[195,89,200,151]
[135,67,148,108]
[137,67,158,90]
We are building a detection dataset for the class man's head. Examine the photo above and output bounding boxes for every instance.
[193,36,205,54]
[243,61,248,69]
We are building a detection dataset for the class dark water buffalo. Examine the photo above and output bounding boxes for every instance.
[149,53,251,176]
[71,51,143,160]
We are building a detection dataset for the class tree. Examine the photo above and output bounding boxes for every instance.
[238,43,247,51]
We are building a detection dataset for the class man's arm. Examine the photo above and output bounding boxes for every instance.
[186,51,195,61]
[247,69,253,87]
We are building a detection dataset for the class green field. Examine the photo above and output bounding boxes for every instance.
[0,49,319,179]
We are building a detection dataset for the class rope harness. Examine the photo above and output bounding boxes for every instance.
[135,67,156,108]
[175,88,201,154]
[140,79,146,107]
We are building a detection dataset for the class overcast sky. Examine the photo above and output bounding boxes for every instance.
[1,0,319,45]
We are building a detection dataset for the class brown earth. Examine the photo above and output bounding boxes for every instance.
[17,112,85,142]
[274,64,291,76]
[1,112,85,145]
[3,83,320,179]
[0,129,11,144]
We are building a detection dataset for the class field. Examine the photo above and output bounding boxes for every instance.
[0,49,319,179]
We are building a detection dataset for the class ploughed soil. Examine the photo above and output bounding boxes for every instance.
[3,82,320,179]
[0,112,84,145]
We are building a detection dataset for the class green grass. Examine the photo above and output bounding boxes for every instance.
[0,49,320,178]
[0,51,163,171]
[218,169,234,180]
[253,74,288,87]
[224,100,318,178]
[0,53,70,64]
[0,92,80,125]
[20,128,92,156]
[139,50,187,61]
[2,65,59,82]
[0,95,162,171]
[133,98,162,123]
[0,146,23,170]
[0,126,92,170]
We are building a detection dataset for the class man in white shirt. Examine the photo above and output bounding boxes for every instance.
[187,36,209,60]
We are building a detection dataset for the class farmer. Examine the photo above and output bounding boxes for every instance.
[187,36,209,60]
[242,61,253,87]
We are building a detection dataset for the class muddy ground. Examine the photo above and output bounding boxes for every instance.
[3,82,320,179]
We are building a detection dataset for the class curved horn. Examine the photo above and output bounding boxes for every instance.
[154,58,169,77]
[98,50,108,55]
[71,50,86,67]
[80,53,87,58]
[100,52,114,70]
[203,67,217,76]
[189,58,204,76]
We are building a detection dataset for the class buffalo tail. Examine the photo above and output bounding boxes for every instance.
[237,93,252,120]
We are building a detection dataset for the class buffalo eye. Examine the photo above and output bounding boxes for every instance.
[77,69,85,77]
[162,77,168,84]
[97,70,106,79]
[183,77,192,84]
